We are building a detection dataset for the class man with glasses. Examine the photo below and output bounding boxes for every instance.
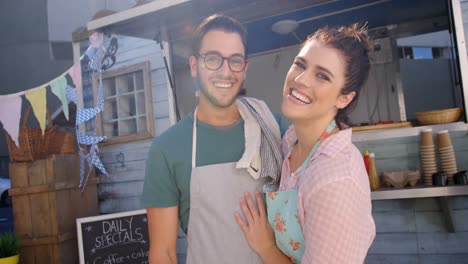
[142,14,288,263]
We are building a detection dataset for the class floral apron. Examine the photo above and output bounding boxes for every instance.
[265,120,336,263]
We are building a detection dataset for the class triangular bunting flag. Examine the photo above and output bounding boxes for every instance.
[25,88,47,134]
[0,95,22,146]
[69,63,82,91]
[50,76,69,120]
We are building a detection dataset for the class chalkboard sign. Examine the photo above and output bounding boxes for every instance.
[77,209,149,264]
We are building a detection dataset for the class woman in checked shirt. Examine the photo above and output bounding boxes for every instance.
[235,24,376,263]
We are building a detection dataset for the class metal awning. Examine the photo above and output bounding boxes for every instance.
[87,0,191,40]
[87,0,333,41]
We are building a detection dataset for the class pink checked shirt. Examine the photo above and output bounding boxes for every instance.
[280,126,376,263]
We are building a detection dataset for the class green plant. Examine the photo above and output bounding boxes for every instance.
[0,232,19,258]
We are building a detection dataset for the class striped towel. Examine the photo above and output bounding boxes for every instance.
[237,97,283,184]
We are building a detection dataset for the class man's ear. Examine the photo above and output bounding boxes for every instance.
[189,55,198,77]
[336,91,356,109]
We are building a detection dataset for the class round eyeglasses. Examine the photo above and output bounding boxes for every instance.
[198,53,248,72]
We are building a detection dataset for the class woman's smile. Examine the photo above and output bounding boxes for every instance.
[288,88,312,105]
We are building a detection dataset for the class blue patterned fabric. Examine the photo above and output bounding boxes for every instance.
[69,45,109,190]
[86,47,105,71]
[76,107,102,124]
[66,85,78,105]
[76,130,106,145]
[266,188,305,263]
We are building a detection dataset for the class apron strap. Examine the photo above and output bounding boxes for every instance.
[192,108,198,169]
[297,120,337,177]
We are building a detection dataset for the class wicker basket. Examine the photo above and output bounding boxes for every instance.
[414,108,463,125]
[49,129,77,154]
[5,107,55,162]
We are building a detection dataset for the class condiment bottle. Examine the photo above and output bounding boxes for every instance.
[363,150,370,175]
[368,153,380,191]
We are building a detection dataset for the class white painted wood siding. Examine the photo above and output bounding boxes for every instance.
[97,35,171,214]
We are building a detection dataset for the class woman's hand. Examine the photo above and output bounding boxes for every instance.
[235,190,276,257]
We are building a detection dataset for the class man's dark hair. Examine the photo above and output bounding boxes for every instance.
[191,14,248,57]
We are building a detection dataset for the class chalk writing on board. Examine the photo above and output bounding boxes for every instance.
[77,209,149,264]
[92,217,145,249]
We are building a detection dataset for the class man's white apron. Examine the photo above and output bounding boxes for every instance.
[186,109,265,264]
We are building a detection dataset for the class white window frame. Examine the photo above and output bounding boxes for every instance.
[93,61,155,145]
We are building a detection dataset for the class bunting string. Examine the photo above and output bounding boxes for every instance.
[0,31,112,191]
[0,49,91,99]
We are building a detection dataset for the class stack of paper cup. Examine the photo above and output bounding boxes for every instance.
[420,129,437,186]
[437,130,457,185]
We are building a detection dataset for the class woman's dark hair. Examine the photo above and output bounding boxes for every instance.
[191,14,248,57]
[304,23,373,129]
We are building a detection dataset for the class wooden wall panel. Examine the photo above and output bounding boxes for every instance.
[155,117,171,136]
[366,254,419,264]
[415,211,447,232]
[100,147,151,164]
[99,196,142,214]
[373,211,417,233]
[98,181,144,199]
[368,233,419,254]
[153,83,169,102]
[453,210,468,231]
[419,254,468,263]
[100,161,146,180]
[93,35,171,217]
[418,232,468,254]
[356,129,468,262]
[154,99,170,119]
